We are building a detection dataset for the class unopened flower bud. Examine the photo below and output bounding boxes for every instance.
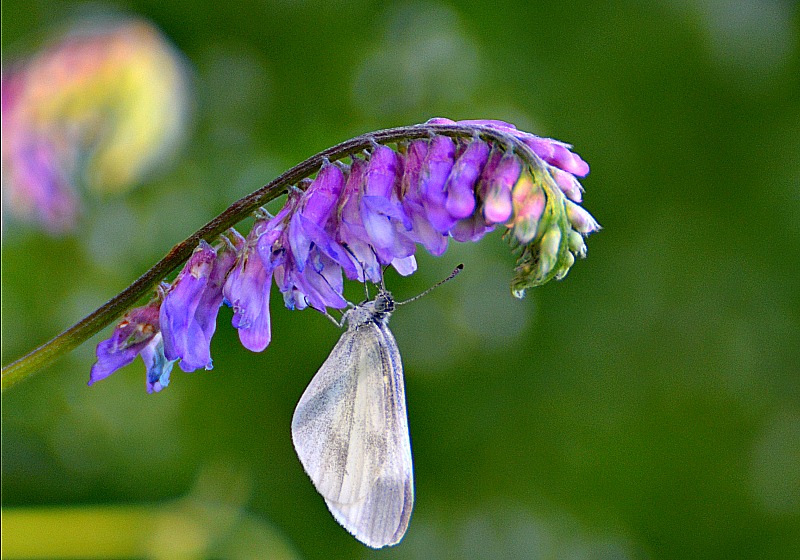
[552,168,583,202]
[509,171,546,244]
[565,200,600,234]
[567,229,587,258]
[537,226,562,279]
[554,251,575,281]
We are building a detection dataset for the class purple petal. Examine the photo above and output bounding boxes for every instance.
[549,143,590,178]
[142,333,174,393]
[298,255,348,311]
[160,241,216,367]
[452,213,494,243]
[334,157,385,280]
[420,135,456,233]
[338,158,367,227]
[400,140,428,198]
[445,139,489,219]
[301,161,345,225]
[89,339,141,385]
[7,136,79,233]
[364,145,401,198]
[88,303,161,386]
[358,149,416,265]
[273,262,306,311]
[391,255,417,276]
[482,152,521,224]
[552,168,583,202]
[297,214,360,279]
[223,224,275,352]
[425,117,456,125]
[522,135,590,177]
[178,238,239,371]
[237,276,273,352]
[256,213,291,271]
[456,119,518,132]
[361,195,415,263]
[565,200,601,234]
[400,141,448,255]
[401,196,449,256]
[288,212,312,271]
[362,195,411,232]
[338,225,381,282]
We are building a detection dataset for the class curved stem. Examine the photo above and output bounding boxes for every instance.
[1,123,542,390]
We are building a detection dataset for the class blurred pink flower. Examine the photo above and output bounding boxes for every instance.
[2,18,191,233]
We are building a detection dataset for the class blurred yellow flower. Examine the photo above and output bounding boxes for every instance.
[2,18,191,233]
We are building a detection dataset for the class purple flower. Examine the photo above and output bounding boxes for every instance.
[2,20,191,234]
[277,251,348,312]
[89,295,173,392]
[160,236,239,372]
[481,150,521,224]
[336,157,382,282]
[224,219,276,352]
[419,135,457,234]
[288,162,360,280]
[445,138,489,219]
[360,145,415,264]
[263,188,350,312]
[334,156,417,281]
[399,140,449,255]
[3,134,79,234]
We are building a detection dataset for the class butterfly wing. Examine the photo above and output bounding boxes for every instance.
[291,321,414,548]
[324,322,414,548]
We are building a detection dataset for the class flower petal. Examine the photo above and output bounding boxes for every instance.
[142,333,174,393]
[420,135,456,233]
[88,300,161,386]
[445,139,489,219]
[160,241,216,368]
[223,222,275,352]
[89,338,140,385]
[482,152,520,224]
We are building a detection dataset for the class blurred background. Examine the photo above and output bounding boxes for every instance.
[2,1,798,558]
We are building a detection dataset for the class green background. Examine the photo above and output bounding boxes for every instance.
[3,1,799,558]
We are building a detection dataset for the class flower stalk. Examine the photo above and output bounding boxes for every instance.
[2,121,598,391]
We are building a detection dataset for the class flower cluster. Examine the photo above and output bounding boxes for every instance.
[89,118,600,391]
[2,18,190,233]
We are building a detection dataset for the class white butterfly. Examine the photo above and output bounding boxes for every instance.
[291,289,413,548]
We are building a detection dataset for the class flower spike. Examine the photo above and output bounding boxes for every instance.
[80,118,600,391]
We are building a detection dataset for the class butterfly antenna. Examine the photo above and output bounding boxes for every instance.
[396,264,463,306]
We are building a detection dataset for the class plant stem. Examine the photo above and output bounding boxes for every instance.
[1,123,541,391]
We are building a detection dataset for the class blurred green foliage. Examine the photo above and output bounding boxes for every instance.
[2,1,798,559]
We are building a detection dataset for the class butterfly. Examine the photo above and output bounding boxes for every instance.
[291,265,461,548]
